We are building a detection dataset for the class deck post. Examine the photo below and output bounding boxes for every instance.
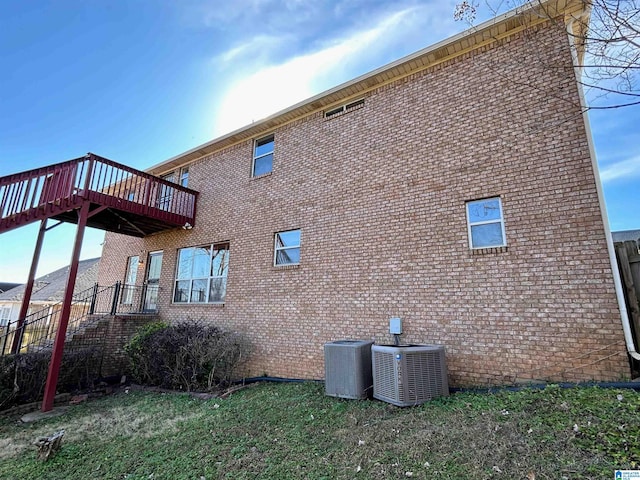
[10,218,48,354]
[41,201,90,412]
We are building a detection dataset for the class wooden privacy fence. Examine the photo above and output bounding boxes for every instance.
[614,240,640,350]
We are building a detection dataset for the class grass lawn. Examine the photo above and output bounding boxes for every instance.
[0,382,639,479]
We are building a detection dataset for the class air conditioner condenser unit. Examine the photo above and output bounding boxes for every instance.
[372,344,449,407]
[324,340,373,399]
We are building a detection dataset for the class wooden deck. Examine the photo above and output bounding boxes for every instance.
[0,153,198,237]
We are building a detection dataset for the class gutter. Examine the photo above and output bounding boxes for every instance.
[565,12,640,361]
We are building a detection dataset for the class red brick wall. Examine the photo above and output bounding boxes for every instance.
[98,24,629,386]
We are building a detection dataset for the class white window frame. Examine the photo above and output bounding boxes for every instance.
[466,197,506,249]
[252,135,274,177]
[274,229,301,266]
[0,305,12,328]
[122,255,139,305]
[157,172,175,211]
[173,243,229,304]
[179,166,189,187]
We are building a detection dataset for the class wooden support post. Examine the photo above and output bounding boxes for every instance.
[615,241,640,349]
[41,201,90,412]
[10,219,47,354]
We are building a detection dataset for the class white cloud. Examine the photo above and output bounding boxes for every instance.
[599,156,640,183]
[216,35,286,64]
[212,4,447,135]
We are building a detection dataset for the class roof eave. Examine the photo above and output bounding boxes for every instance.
[148,0,586,175]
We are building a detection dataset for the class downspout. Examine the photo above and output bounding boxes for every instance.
[565,12,640,361]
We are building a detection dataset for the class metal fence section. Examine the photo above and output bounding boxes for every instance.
[0,282,157,356]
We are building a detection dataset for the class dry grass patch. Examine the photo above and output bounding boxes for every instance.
[0,382,638,479]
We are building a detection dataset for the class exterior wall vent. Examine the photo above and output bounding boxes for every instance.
[372,344,449,406]
[324,98,365,119]
[324,339,373,399]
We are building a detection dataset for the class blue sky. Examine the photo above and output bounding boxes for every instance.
[0,0,638,282]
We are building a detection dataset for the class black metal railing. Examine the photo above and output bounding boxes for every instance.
[0,282,158,356]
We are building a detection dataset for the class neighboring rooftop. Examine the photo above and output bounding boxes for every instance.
[612,230,640,243]
[0,282,21,294]
[0,258,100,303]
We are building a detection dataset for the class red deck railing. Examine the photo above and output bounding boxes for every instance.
[0,153,198,235]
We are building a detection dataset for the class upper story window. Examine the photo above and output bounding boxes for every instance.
[179,167,189,187]
[157,173,175,211]
[274,229,301,266]
[253,135,274,177]
[466,197,506,249]
[174,243,229,304]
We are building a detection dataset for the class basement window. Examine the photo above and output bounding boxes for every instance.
[174,243,229,303]
[466,197,506,249]
[324,99,365,119]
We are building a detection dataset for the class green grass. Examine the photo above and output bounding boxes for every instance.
[1,382,639,479]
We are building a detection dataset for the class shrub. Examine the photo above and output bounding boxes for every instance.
[123,321,168,382]
[124,321,250,391]
[0,347,102,411]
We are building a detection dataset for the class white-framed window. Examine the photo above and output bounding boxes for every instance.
[253,135,274,177]
[466,197,506,249]
[0,305,11,327]
[179,167,189,187]
[274,229,301,266]
[122,255,139,305]
[157,173,175,211]
[174,243,229,303]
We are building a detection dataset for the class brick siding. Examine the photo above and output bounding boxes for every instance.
[97,23,630,386]
[66,314,158,376]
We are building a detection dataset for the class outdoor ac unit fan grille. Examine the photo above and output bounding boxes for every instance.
[372,349,397,401]
[372,344,449,407]
[324,340,373,399]
[403,350,446,403]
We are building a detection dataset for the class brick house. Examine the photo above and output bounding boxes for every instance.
[97,1,632,386]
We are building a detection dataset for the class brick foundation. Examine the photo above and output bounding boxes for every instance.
[66,314,158,377]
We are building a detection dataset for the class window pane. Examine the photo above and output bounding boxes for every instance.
[190,279,208,302]
[467,198,502,223]
[174,280,190,303]
[209,277,227,303]
[253,154,273,176]
[125,256,138,285]
[276,247,300,265]
[148,254,163,280]
[276,230,300,248]
[180,167,189,187]
[176,248,193,280]
[471,223,504,248]
[255,136,274,157]
[192,246,211,278]
[211,247,229,277]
